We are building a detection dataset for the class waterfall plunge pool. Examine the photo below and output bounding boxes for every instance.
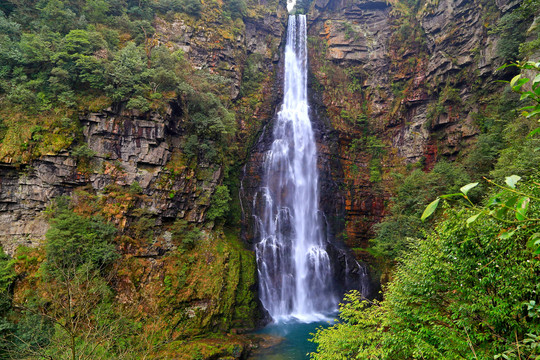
[248,314,337,360]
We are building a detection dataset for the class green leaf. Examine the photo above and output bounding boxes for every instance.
[526,109,540,118]
[487,192,503,207]
[466,213,480,226]
[505,175,521,189]
[512,78,530,91]
[520,92,532,101]
[498,229,516,239]
[534,74,540,85]
[527,233,540,251]
[495,196,518,218]
[505,195,519,208]
[510,74,521,87]
[496,63,516,71]
[421,198,440,222]
[460,182,478,196]
[439,193,463,199]
[515,197,530,221]
[527,127,540,138]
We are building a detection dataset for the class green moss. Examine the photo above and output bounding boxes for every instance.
[157,334,247,359]
[157,227,258,339]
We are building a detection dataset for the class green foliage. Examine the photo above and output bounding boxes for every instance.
[183,0,203,16]
[225,0,247,18]
[371,161,470,259]
[206,185,232,221]
[1,196,150,359]
[312,186,540,358]
[0,249,15,297]
[420,175,540,240]
[153,0,202,16]
[490,61,540,181]
[170,219,202,251]
[45,200,118,275]
[0,310,54,359]
[491,0,537,62]
[131,211,156,241]
[104,42,148,103]
[180,82,236,163]
[494,13,528,61]
[0,249,15,317]
[310,291,384,360]
[0,0,240,166]
[129,181,143,194]
[183,228,203,250]
[343,21,356,40]
[462,132,505,176]
[72,143,96,159]
[240,53,265,97]
[315,61,540,358]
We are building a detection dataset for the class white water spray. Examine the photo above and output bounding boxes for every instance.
[254,15,338,323]
[287,0,296,13]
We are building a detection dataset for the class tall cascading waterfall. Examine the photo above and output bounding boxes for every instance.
[253,15,339,322]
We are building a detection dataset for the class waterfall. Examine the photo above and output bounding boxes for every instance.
[254,15,338,322]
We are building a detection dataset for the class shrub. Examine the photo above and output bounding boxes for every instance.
[0,248,15,314]
[370,161,470,260]
[170,219,202,251]
[206,185,231,221]
[312,192,540,359]
[46,204,118,275]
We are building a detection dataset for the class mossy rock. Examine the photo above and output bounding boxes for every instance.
[158,228,259,337]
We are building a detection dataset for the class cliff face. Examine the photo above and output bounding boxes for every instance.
[0,2,287,254]
[306,0,522,254]
[0,0,287,347]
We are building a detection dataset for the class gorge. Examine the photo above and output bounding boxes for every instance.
[0,0,539,359]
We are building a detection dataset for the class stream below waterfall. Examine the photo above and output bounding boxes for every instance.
[249,318,336,360]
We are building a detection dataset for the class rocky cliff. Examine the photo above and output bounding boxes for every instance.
[305,0,527,257]
[0,1,288,355]
[0,0,287,254]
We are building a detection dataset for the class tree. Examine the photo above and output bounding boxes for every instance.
[0,202,152,359]
[45,206,117,274]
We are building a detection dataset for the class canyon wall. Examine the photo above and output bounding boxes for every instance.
[306,0,524,256]
[0,0,288,342]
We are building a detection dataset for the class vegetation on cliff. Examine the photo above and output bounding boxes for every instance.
[0,195,259,359]
[0,0,249,164]
[1,0,540,358]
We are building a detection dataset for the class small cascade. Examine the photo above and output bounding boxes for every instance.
[253,15,339,322]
